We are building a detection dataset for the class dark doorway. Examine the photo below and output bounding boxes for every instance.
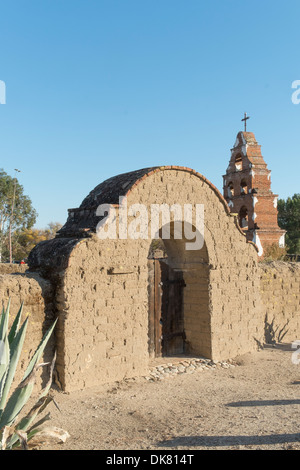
[148,258,186,357]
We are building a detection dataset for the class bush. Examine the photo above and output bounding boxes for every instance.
[262,243,288,262]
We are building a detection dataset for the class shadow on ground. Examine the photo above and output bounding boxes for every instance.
[157,433,300,448]
[225,399,300,407]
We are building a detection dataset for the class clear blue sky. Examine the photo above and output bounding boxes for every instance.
[0,0,299,228]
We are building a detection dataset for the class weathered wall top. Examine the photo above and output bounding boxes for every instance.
[28,237,81,272]
[28,165,260,277]
[56,166,231,239]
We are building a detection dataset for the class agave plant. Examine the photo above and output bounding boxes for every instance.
[0,300,60,450]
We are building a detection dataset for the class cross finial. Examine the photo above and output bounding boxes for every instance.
[241,112,250,132]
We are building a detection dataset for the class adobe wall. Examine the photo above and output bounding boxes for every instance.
[54,236,151,391]
[29,167,264,392]
[121,168,263,363]
[0,268,55,387]
[0,263,28,274]
[259,261,300,344]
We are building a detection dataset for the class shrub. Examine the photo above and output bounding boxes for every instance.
[262,243,288,262]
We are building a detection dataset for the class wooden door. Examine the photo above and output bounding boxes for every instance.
[149,259,186,357]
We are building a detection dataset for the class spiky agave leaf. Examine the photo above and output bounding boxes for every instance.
[0,319,57,430]
[7,302,24,346]
[0,317,29,413]
[0,334,9,401]
[0,300,10,337]
[6,411,52,450]
[0,301,25,406]
[7,352,58,449]
[21,319,57,383]
[0,375,36,430]
[0,302,11,406]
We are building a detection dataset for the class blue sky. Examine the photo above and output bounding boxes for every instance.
[0,0,299,228]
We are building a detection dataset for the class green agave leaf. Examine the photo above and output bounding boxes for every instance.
[0,319,57,429]
[13,395,53,440]
[39,350,56,399]
[8,302,24,345]
[21,319,57,382]
[6,354,56,449]
[0,300,10,341]
[14,352,56,436]
[8,411,51,449]
[0,334,10,400]
[0,317,29,413]
[0,301,11,395]
[0,306,5,339]
[0,380,35,428]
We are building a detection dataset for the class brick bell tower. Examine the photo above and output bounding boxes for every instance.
[223,114,285,257]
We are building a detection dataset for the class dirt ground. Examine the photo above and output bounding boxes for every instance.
[38,345,300,451]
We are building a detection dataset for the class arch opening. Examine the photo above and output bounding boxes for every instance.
[148,221,210,359]
[240,179,248,194]
[239,206,249,230]
[235,154,243,171]
[227,182,234,198]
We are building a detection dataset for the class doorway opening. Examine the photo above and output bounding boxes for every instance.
[148,223,210,359]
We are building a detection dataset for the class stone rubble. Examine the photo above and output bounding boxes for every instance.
[144,357,236,381]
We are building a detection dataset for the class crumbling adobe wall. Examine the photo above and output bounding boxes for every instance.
[0,270,55,387]
[29,167,264,392]
[54,236,151,391]
[0,263,28,274]
[259,261,300,344]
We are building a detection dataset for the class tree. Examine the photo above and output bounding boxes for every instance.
[0,169,37,262]
[12,222,63,261]
[45,222,63,239]
[11,228,48,261]
[278,193,300,255]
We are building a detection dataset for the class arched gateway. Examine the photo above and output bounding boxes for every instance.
[29,166,263,392]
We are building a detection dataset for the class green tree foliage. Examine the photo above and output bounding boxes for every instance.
[278,193,300,255]
[12,223,62,261]
[0,169,37,262]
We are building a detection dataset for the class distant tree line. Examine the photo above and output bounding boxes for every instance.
[278,193,300,255]
[0,168,62,263]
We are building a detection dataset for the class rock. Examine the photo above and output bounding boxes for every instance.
[144,356,236,381]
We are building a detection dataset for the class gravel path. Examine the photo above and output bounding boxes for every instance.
[38,345,300,451]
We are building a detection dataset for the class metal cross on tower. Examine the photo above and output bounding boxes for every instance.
[241,112,250,132]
